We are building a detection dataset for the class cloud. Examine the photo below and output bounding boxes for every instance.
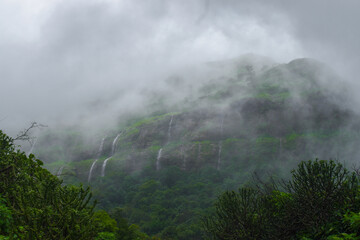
[1,0,358,135]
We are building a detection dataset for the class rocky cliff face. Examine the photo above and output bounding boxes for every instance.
[34,56,360,184]
[28,56,360,239]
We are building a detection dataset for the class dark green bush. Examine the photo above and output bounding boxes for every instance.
[0,130,97,239]
[203,159,360,240]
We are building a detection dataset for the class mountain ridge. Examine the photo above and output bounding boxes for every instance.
[28,56,360,239]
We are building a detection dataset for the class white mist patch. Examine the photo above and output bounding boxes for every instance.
[0,0,305,135]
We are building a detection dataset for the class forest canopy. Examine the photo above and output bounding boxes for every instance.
[0,130,152,240]
[203,160,360,239]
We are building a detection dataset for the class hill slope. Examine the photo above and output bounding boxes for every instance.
[31,56,360,239]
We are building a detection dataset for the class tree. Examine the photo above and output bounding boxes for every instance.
[203,188,266,240]
[0,195,11,239]
[283,160,359,238]
[0,130,97,239]
[203,159,360,239]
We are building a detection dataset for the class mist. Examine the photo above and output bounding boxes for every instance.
[4,3,360,238]
[1,0,359,137]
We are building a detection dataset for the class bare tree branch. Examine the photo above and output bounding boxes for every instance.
[351,163,360,177]
[14,122,47,143]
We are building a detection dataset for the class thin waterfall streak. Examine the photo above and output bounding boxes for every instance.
[217,141,222,170]
[88,159,98,182]
[97,137,106,158]
[220,112,224,137]
[101,157,112,177]
[167,115,174,142]
[57,166,64,176]
[111,133,122,155]
[217,111,224,170]
[88,137,106,182]
[101,133,122,177]
[156,148,163,171]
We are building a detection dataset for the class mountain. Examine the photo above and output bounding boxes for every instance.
[30,56,360,239]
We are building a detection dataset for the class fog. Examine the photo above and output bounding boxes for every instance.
[1,0,359,136]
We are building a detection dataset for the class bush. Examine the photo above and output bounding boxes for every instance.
[0,130,97,239]
[0,196,11,238]
[203,159,360,239]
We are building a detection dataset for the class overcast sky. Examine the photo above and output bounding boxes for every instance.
[1,0,359,135]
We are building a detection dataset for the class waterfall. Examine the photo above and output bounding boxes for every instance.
[28,138,38,156]
[88,137,106,182]
[167,115,174,142]
[97,137,106,158]
[57,166,64,176]
[217,141,222,170]
[156,148,163,171]
[101,133,122,177]
[101,157,112,177]
[217,111,225,170]
[197,143,201,161]
[220,112,224,136]
[88,160,98,182]
[111,133,122,155]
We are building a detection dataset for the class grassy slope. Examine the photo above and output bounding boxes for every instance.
[37,58,360,239]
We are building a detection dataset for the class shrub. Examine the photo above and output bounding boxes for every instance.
[203,159,360,239]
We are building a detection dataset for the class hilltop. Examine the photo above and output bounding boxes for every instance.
[30,56,360,239]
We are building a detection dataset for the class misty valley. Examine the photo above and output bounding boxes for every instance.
[3,56,360,239]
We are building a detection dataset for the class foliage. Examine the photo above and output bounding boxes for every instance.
[328,212,360,239]
[0,130,98,239]
[203,160,360,240]
[0,130,153,240]
[96,231,117,240]
[108,207,155,240]
[94,210,118,234]
[203,188,266,240]
[33,58,360,239]
[0,196,11,239]
[285,160,359,237]
[91,166,222,239]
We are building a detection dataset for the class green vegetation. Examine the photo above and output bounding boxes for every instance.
[203,159,360,239]
[0,195,12,239]
[24,58,360,239]
[93,166,223,239]
[0,130,151,239]
[0,130,96,238]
